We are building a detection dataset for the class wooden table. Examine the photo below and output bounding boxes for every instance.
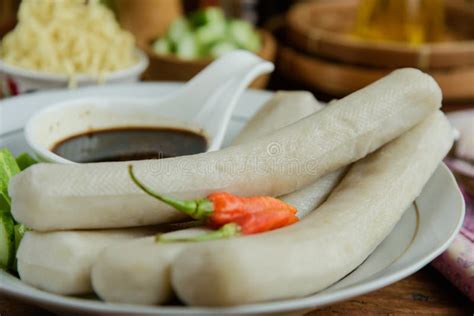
[1,266,472,315]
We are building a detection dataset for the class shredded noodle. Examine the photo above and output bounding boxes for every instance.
[0,0,137,79]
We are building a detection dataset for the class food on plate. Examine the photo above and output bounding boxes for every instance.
[14,93,318,296]
[51,127,208,163]
[16,227,161,295]
[91,91,347,305]
[281,169,346,218]
[152,7,261,59]
[92,234,187,304]
[232,91,319,145]
[0,149,36,271]
[90,69,441,306]
[0,211,15,271]
[130,165,299,242]
[0,0,137,80]
[9,68,442,231]
[171,111,453,306]
[232,91,347,218]
[15,219,204,296]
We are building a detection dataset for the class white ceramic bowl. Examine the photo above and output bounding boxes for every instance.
[24,97,205,164]
[24,50,274,163]
[0,50,148,96]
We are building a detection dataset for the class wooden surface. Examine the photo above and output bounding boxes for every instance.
[277,45,474,102]
[285,0,474,70]
[1,266,472,315]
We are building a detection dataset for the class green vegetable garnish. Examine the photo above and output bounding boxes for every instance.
[12,223,28,271]
[195,22,226,46]
[209,41,238,58]
[16,152,38,171]
[153,38,172,55]
[0,148,37,272]
[167,17,192,45]
[0,210,15,270]
[152,7,262,59]
[14,223,28,251]
[190,7,225,28]
[227,19,261,52]
[0,149,21,212]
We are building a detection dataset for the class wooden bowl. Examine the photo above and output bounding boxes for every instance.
[142,30,277,89]
[286,0,474,69]
[116,0,183,45]
[277,45,474,102]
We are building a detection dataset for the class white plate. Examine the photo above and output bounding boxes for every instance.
[0,83,465,316]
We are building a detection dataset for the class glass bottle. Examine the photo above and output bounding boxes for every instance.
[355,0,445,44]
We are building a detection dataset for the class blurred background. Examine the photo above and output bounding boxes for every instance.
[0,1,473,313]
[1,0,473,108]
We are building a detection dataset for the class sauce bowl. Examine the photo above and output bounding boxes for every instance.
[25,98,206,164]
[25,51,274,163]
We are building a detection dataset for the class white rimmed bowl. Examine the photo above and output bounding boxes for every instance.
[24,97,207,164]
[0,50,148,96]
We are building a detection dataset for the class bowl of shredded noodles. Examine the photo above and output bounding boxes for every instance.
[0,0,148,96]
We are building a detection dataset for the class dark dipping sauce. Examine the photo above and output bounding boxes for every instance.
[51,127,208,163]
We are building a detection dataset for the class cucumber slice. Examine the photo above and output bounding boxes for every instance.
[15,152,38,171]
[167,17,192,45]
[14,223,27,251]
[153,38,172,55]
[227,19,261,52]
[190,7,225,28]
[209,41,238,58]
[0,193,9,213]
[0,149,20,211]
[246,31,262,52]
[195,22,226,47]
[176,34,200,60]
[12,223,28,271]
[0,211,15,270]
